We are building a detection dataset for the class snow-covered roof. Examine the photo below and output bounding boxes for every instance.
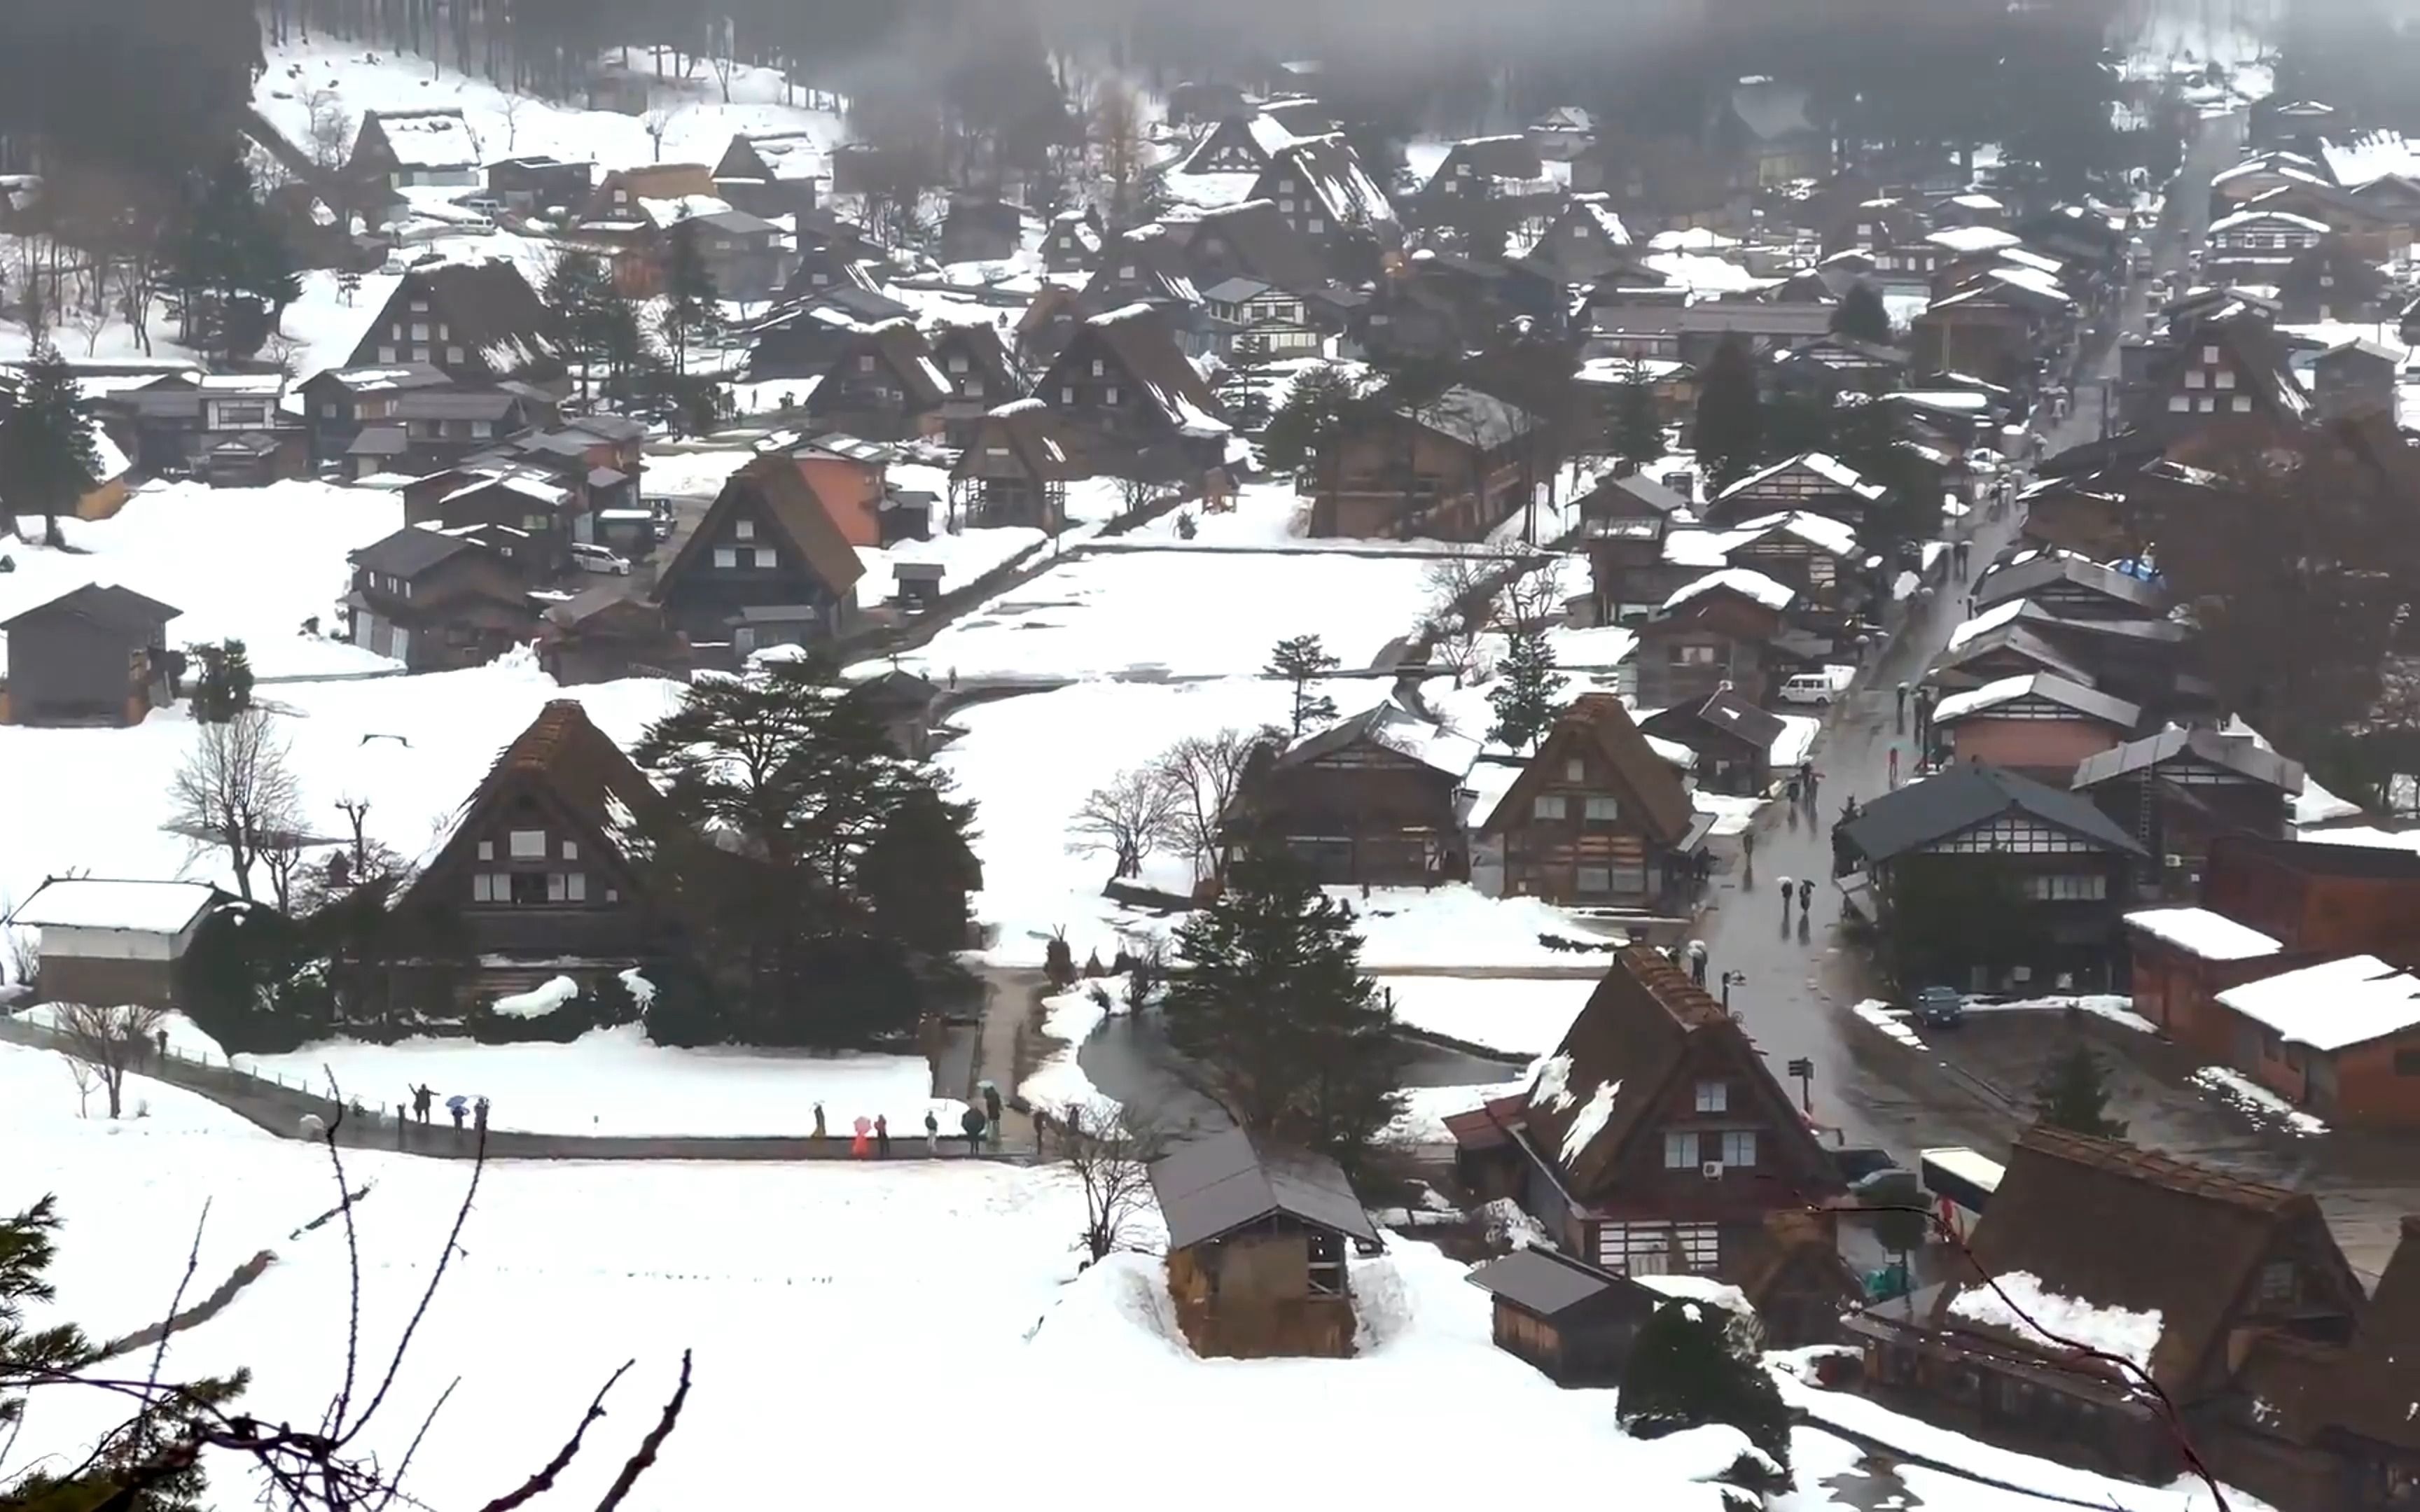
[1947,596,2029,650]
[2322,130,2420,190]
[1646,227,1738,252]
[1723,510,1856,557]
[2125,907,2283,962]
[1288,699,1480,779]
[367,108,478,169]
[1718,450,1886,503]
[1926,224,2020,255]
[2218,955,2420,1052]
[2209,206,2328,234]
[637,193,736,229]
[1931,672,2137,728]
[10,877,221,934]
[1947,1270,2164,1371]
[1662,566,1793,613]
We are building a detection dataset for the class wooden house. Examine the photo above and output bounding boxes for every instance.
[1246,136,1399,277]
[1638,690,1784,798]
[345,525,538,672]
[1836,762,2149,992]
[346,258,566,391]
[347,108,479,197]
[403,465,583,575]
[1928,673,2141,778]
[1041,207,1103,274]
[2203,835,2420,960]
[2206,206,2328,284]
[2073,727,2302,900]
[1178,198,1331,300]
[1971,553,2165,623]
[1464,1247,1661,1386]
[537,587,686,686]
[1232,699,1477,887]
[665,209,794,302]
[1309,385,1541,540]
[302,365,555,479]
[1452,946,1846,1279]
[1524,195,1639,284]
[1632,570,1792,710]
[8,878,229,1012]
[1150,1130,1379,1360]
[651,455,863,659]
[1081,226,1205,330]
[793,318,952,441]
[2132,299,2309,434]
[1415,134,1559,244]
[388,700,673,1007]
[2277,236,2389,324]
[1578,468,1688,622]
[485,155,593,217]
[1178,111,1307,176]
[2204,954,2420,1127]
[925,323,1024,446]
[2311,338,2399,422]
[0,584,178,727]
[742,283,917,380]
[712,130,823,221]
[948,399,1071,532]
[1701,451,1884,530]
[1036,304,1230,479]
[1470,694,1701,908]
[1843,1128,2366,1492]
[1718,510,1862,610]
[2124,904,2297,1051]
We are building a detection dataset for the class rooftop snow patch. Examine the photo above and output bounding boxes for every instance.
[8,878,222,934]
[1948,1270,2164,1371]
[1926,224,2021,254]
[1663,567,1793,612]
[2125,907,2282,962]
[1530,1051,1577,1112]
[1557,1078,1620,1164]
[491,974,580,1019]
[2218,955,2420,1053]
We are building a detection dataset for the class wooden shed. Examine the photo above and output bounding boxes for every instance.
[1149,1130,1379,1359]
[1466,1247,1660,1385]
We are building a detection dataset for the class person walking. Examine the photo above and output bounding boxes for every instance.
[981,1082,1003,1142]
[875,1113,891,1158]
[1741,828,1755,868]
[924,1107,940,1156]
[473,1096,489,1135]
[1896,680,1910,732]
[1686,939,1708,988]
[1888,744,1901,788]
[1804,766,1820,808]
[1785,774,1800,805]
[1032,1107,1052,1158]
[960,1106,987,1157]
[153,1028,169,1064]
[1797,877,1814,918]
[812,1102,827,1140]
[446,1095,468,1132]
[1777,876,1793,922]
[411,1084,434,1124]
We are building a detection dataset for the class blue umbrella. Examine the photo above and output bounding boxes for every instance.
[445,1095,468,1114]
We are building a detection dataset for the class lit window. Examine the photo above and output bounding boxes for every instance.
[2199,395,2216,412]
[1532,794,1568,820]
[473,873,497,902]
[858,354,875,372]
[1061,386,1075,404]
[1090,358,1106,377]
[2169,394,2191,412]
[1662,1131,1697,1168]
[447,346,465,365]
[471,420,492,437]
[714,547,739,568]
[1722,1131,1758,1167]
[1585,796,1621,821]
[1695,1080,1728,1112]
[1106,386,1120,404]
[412,323,431,341]
[2215,370,2235,389]
[412,347,429,362]
[510,830,546,858]
[2185,370,2204,388]
[2202,344,2220,363]
[378,346,397,363]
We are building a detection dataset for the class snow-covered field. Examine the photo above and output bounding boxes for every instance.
[891,549,1437,682]
[0,650,679,918]
[4,1030,2274,1512]
[0,482,403,680]
[855,525,1045,608]
[1377,976,1597,1056]
[232,1024,955,1137]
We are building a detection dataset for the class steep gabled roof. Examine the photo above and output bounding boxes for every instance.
[1942,1127,2354,1394]
[1973,553,2167,615]
[1184,198,1330,294]
[1526,946,1837,1204]
[1930,620,2097,689]
[349,524,482,580]
[1480,694,1693,844]
[1055,304,1228,437]
[1929,673,2140,731]
[1,582,180,636]
[1840,762,2146,864]
[1262,135,1398,230]
[1277,697,1479,779]
[406,699,663,902]
[658,456,865,602]
[2321,1216,2420,1448]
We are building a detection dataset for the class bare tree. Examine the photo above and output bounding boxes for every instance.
[1052,1099,1166,1263]
[642,107,678,162]
[1421,545,1508,631]
[706,15,739,104]
[51,1001,167,1119]
[496,90,525,153]
[69,294,111,357]
[1424,612,1495,688]
[1492,556,1567,636]
[1113,473,1165,518]
[304,86,355,172]
[1151,729,1264,882]
[60,1051,100,1117]
[165,711,304,903]
[1,909,36,994]
[1071,768,1179,879]
[1091,86,1153,225]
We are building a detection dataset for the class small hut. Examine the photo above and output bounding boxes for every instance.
[1149,1130,1379,1359]
[1466,1247,1662,1385]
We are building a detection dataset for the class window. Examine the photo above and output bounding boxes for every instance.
[1279,197,1296,213]
[447,346,465,365]
[412,323,431,341]
[858,354,875,372]
[561,840,579,860]
[1599,1221,1718,1276]
[1585,796,1621,822]
[2232,395,2251,412]
[753,547,777,568]
[1061,386,1075,404]
[378,346,397,363]
[735,519,756,540]
[2169,394,2191,412]
[412,347,429,362]
[1090,358,1106,377]
[1306,218,1323,234]
[1532,794,1568,820]
[1279,178,1296,192]
[1562,757,1585,782]
[1105,385,1120,405]
[2215,369,2235,390]
[509,829,547,858]
[2185,369,2204,388]
[2258,1261,2296,1302]
[477,840,495,860]
[1576,866,1611,892]
[2022,873,2108,901]
[948,354,968,373]
[470,420,492,438]
[522,514,548,532]
[1695,1079,1727,1113]
[714,547,740,569]
[966,377,984,397]
[320,402,340,418]
[410,298,430,312]
[2198,395,2216,412]
[1671,643,1718,666]
[1722,1130,1758,1167]
[1662,1132,1698,1169]
[2202,344,2220,363]
[472,873,499,902]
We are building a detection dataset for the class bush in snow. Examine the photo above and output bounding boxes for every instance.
[468,975,589,1044]
[1618,1297,1791,1491]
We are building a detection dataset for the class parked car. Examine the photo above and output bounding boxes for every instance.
[569,542,632,576]
[1779,666,1855,706]
[1912,986,1964,1029]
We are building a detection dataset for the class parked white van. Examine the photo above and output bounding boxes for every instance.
[1778,666,1854,706]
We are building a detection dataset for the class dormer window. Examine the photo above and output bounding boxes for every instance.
[858,354,875,372]
[1118,265,1136,280]
[1564,758,1584,782]
[1695,1079,1727,1112]
[1090,358,1105,377]
[509,829,547,858]
[948,354,968,372]
[2202,344,2220,363]
[735,519,755,540]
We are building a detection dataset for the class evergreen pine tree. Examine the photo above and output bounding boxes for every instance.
[1830,280,1892,344]
[543,251,617,402]
[1488,629,1566,753]
[1260,363,1357,481]
[1267,633,1342,738]
[1691,332,1762,491]
[1619,1298,1793,1492]
[185,638,255,722]
[1612,381,1664,468]
[1161,849,1407,1175]
[2033,1042,2129,1140]
[857,785,982,955]
[0,346,100,547]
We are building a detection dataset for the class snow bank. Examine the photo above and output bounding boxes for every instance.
[1851,998,1926,1049]
[233,1023,957,1137]
[2190,1066,2329,1137]
[1375,976,1594,1056]
[1384,1070,1534,1144]
[1348,886,1625,971]
[1947,1270,2164,1369]
[1022,987,1113,1112]
[490,974,579,1018]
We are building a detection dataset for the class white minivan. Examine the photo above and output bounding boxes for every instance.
[569,542,632,576]
[1779,666,1855,706]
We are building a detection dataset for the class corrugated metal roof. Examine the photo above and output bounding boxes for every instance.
[1148,1129,1377,1252]
[1466,1247,1625,1317]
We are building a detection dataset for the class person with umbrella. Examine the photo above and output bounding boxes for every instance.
[473,1095,489,1134]
[1776,876,1793,923]
[1685,939,1709,987]
[1797,877,1814,919]
[960,1105,987,1157]
[445,1094,468,1131]
[851,1116,872,1159]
